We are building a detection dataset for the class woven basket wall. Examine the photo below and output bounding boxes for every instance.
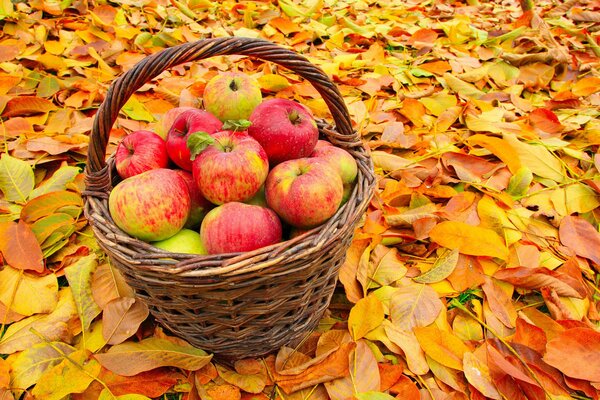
[83,37,376,360]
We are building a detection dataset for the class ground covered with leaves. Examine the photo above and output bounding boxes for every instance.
[1,0,600,399]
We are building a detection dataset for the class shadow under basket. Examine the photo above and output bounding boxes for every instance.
[83,37,376,360]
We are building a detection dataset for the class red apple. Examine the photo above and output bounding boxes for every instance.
[265,158,343,229]
[155,106,195,140]
[200,202,282,254]
[115,130,168,179]
[248,98,319,165]
[203,72,262,122]
[166,109,222,171]
[109,169,190,241]
[311,140,358,184]
[192,130,269,205]
[173,170,214,228]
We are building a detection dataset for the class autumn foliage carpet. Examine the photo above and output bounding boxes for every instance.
[1,0,600,399]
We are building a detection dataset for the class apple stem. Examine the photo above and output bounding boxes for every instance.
[289,109,302,125]
[229,79,238,91]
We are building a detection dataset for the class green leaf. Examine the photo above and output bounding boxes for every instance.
[37,76,61,98]
[122,96,154,122]
[221,119,252,132]
[0,153,35,203]
[413,248,459,284]
[187,131,214,160]
[507,166,533,198]
[94,337,212,376]
[0,0,14,20]
[31,213,75,246]
[65,254,102,333]
[9,342,76,397]
[29,166,81,199]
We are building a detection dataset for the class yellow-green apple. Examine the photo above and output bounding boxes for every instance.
[310,140,358,203]
[152,229,207,255]
[173,170,214,228]
[265,158,343,228]
[115,130,168,179]
[166,109,222,171]
[192,130,269,204]
[155,106,195,140]
[245,185,267,207]
[248,98,319,165]
[203,72,262,121]
[200,202,282,254]
[109,168,190,241]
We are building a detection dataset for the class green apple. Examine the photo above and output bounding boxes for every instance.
[203,72,262,121]
[152,229,207,255]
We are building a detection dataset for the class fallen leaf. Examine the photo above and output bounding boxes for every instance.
[216,363,266,394]
[494,266,586,298]
[413,248,459,284]
[543,328,600,382]
[29,166,81,198]
[389,283,443,330]
[94,337,212,376]
[102,297,149,345]
[0,220,44,272]
[0,266,57,316]
[20,190,83,223]
[414,325,470,370]
[430,221,509,260]
[324,340,379,400]
[463,351,502,400]
[383,320,429,375]
[1,96,57,117]
[558,215,600,267]
[65,254,102,333]
[0,153,34,203]
[482,276,517,329]
[348,295,384,341]
[388,375,421,399]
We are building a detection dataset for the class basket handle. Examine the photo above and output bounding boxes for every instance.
[86,37,356,175]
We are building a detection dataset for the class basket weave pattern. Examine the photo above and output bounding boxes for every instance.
[84,37,376,359]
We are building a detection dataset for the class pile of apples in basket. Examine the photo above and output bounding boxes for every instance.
[110,72,358,255]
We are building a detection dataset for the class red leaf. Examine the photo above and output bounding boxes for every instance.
[529,108,563,134]
[543,327,600,381]
[513,318,547,354]
[1,96,57,117]
[0,220,44,272]
[559,216,600,267]
[493,266,587,298]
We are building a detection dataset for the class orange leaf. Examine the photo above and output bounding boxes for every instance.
[529,108,563,134]
[205,383,241,400]
[482,276,517,328]
[407,28,438,49]
[543,328,600,382]
[269,17,301,35]
[512,317,547,354]
[378,363,404,392]
[467,134,522,174]
[388,375,420,399]
[559,216,600,267]
[1,96,57,117]
[494,266,586,298]
[195,362,218,385]
[0,220,44,272]
[419,60,452,75]
[102,297,149,345]
[572,77,600,97]
[400,98,426,127]
[272,342,355,394]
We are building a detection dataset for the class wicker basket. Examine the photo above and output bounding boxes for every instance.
[83,37,376,360]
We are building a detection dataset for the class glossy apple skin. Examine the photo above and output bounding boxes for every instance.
[155,106,195,140]
[203,72,262,121]
[115,130,168,179]
[249,98,319,165]
[108,169,190,242]
[192,131,269,205]
[265,158,343,229]
[200,202,282,254]
[173,170,214,228]
[310,140,358,185]
[166,109,222,171]
[152,229,207,255]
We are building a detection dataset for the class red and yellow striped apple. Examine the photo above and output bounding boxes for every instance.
[200,202,282,254]
[115,130,168,179]
[203,72,262,122]
[109,168,190,241]
[192,130,269,205]
[265,158,343,229]
[166,109,222,171]
[173,169,214,228]
[249,98,319,165]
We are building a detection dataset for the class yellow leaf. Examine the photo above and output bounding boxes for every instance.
[258,74,291,92]
[0,266,58,316]
[477,196,522,246]
[419,93,457,117]
[382,320,429,375]
[430,221,509,259]
[413,248,459,284]
[572,77,600,97]
[414,325,469,370]
[348,295,384,341]
[31,349,101,400]
[467,134,521,174]
[43,40,65,55]
[463,352,502,399]
[550,183,600,215]
[452,313,483,341]
[36,53,66,71]
[371,151,413,172]
[389,283,443,330]
[503,133,565,183]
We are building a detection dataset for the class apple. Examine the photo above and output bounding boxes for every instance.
[244,185,267,207]
[192,130,269,205]
[203,72,262,122]
[248,98,319,165]
[155,106,195,140]
[115,130,168,179]
[200,202,282,254]
[166,109,222,171]
[310,140,358,185]
[152,229,207,255]
[265,158,343,229]
[109,168,190,242]
[173,170,214,228]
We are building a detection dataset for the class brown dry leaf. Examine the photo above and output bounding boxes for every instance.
[494,266,586,298]
[92,262,135,309]
[482,276,517,329]
[102,297,149,345]
[389,283,443,330]
[0,220,44,272]
[559,216,600,267]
